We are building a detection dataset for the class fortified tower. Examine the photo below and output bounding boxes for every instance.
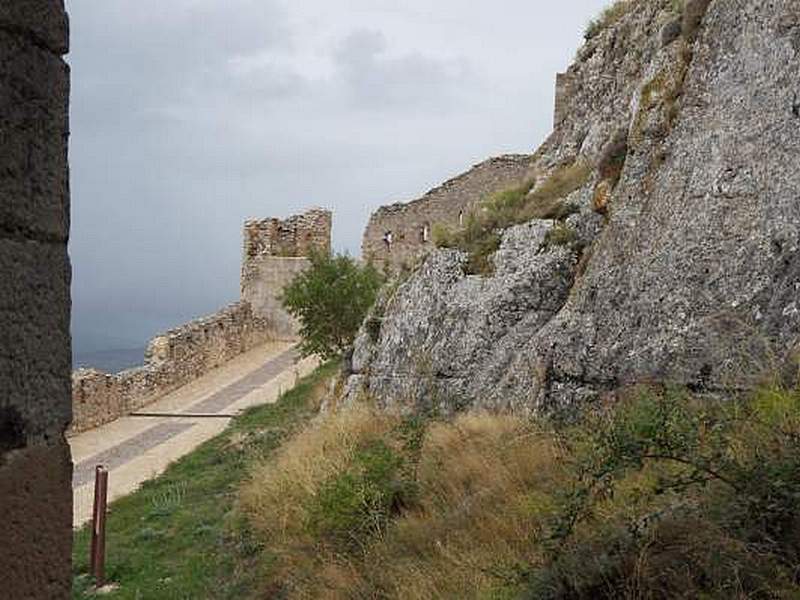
[241,208,332,338]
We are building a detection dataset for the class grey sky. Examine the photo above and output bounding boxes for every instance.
[67,0,608,355]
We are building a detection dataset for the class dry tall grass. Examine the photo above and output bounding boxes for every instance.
[240,409,564,598]
[356,414,562,599]
[239,381,800,599]
[240,405,401,547]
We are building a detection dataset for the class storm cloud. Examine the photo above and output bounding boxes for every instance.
[66,0,609,357]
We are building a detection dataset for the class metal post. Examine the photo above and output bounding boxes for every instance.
[90,465,109,587]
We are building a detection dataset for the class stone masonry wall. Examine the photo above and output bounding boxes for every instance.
[0,1,73,597]
[71,208,330,433]
[243,207,331,260]
[362,155,533,272]
[70,302,271,434]
[241,208,332,337]
[554,72,575,127]
[241,257,310,339]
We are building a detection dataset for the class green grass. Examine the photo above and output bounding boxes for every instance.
[71,360,339,600]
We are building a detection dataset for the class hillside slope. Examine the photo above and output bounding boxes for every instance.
[346,0,800,413]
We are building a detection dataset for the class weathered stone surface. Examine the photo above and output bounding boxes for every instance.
[241,208,331,337]
[348,221,577,412]
[71,302,272,433]
[0,441,72,599]
[242,208,330,261]
[0,238,71,440]
[0,28,70,242]
[1,1,72,595]
[362,155,533,273]
[0,0,68,54]
[347,0,800,414]
[533,0,800,405]
[241,257,310,339]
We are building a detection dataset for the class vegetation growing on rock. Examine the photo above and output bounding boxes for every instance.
[434,161,590,274]
[584,0,640,40]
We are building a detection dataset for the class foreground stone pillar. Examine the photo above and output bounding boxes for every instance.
[0,1,72,597]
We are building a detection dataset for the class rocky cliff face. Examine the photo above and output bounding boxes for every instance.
[346,0,800,414]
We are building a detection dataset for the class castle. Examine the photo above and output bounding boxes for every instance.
[70,208,332,434]
[361,155,533,272]
[241,208,331,337]
[67,67,578,432]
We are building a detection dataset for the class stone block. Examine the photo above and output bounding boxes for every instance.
[0,29,70,243]
[0,440,72,599]
[0,0,69,54]
[0,238,71,441]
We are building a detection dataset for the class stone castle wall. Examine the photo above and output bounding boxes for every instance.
[243,208,331,260]
[362,155,532,272]
[70,302,271,434]
[0,1,73,596]
[241,208,332,337]
[554,72,575,127]
[241,257,311,339]
[72,208,332,433]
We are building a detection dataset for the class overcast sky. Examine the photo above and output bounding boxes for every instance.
[66,0,608,356]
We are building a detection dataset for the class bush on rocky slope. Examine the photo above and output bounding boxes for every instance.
[281,251,383,359]
[239,382,800,599]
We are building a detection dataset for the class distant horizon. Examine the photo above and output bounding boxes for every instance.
[73,345,147,373]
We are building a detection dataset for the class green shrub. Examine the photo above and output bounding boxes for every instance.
[526,385,800,598]
[281,251,384,359]
[306,440,411,550]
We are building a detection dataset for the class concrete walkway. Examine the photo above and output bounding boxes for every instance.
[70,341,319,527]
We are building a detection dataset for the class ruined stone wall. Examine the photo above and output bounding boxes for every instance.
[554,72,575,127]
[361,155,532,272]
[241,257,310,339]
[241,208,332,337]
[0,1,73,596]
[347,0,800,416]
[70,302,271,434]
[243,207,331,260]
[71,208,330,433]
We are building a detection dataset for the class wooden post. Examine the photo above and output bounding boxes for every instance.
[90,465,109,587]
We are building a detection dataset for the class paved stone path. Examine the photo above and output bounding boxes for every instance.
[69,342,319,527]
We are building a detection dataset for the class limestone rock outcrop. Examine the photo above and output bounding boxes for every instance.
[346,0,800,413]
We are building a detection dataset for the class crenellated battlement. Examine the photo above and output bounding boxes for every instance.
[243,208,331,260]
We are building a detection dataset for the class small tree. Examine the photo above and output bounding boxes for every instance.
[281,251,383,360]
